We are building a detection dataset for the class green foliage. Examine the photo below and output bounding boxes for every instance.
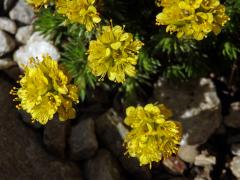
[60,25,96,101]
[222,42,240,61]
[34,8,65,45]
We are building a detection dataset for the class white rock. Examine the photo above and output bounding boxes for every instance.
[230,156,240,179]
[178,144,199,163]
[0,30,16,57]
[9,0,34,24]
[194,151,216,166]
[16,25,33,44]
[0,17,17,34]
[14,33,60,69]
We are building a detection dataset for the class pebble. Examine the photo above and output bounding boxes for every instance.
[9,0,34,24]
[15,25,33,44]
[0,17,17,34]
[14,33,60,69]
[0,30,16,57]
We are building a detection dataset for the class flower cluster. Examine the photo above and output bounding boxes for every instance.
[123,104,182,167]
[26,0,50,8]
[88,25,144,83]
[156,0,230,40]
[11,55,79,125]
[56,0,101,31]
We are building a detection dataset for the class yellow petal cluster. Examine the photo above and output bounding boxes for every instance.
[26,0,50,8]
[88,25,144,83]
[11,55,79,125]
[124,104,182,167]
[56,0,101,31]
[156,0,230,40]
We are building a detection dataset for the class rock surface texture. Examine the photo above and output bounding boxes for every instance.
[154,78,221,145]
[0,76,83,180]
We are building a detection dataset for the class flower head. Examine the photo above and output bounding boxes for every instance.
[156,0,230,40]
[11,55,79,125]
[56,0,101,31]
[26,0,50,8]
[88,25,144,83]
[124,104,182,167]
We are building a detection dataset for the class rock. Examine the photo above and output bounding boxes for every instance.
[16,25,33,44]
[95,109,127,157]
[0,17,17,34]
[228,134,240,144]
[69,118,98,160]
[43,116,70,158]
[194,151,216,167]
[14,33,60,69]
[95,109,151,180]
[0,58,16,69]
[178,144,199,163]
[231,144,240,156]
[153,77,221,145]
[0,30,16,57]
[4,0,17,12]
[119,156,152,180]
[230,156,240,179]
[1,65,20,83]
[9,0,34,24]
[194,166,212,180]
[162,156,187,175]
[224,102,240,128]
[0,76,83,180]
[84,149,125,180]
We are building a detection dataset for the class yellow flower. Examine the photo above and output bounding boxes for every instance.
[56,0,101,31]
[26,0,50,8]
[11,55,79,125]
[156,0,230,40]
[124,104,182,168]
[88,25,144,83]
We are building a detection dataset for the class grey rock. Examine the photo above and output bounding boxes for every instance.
[95,109,151,180]
[4,0,17,11]
[230,156,240,179]
[43,116,70,158]
[9,0,34,24]
[163,156,187,175]
[95,109,126,157]
[224,102,240,128]
[0,58,16,69]
[69,118,98,160]
[84,149,125,180]
[119,156,152,180]
[0,30,16,56]
[154,77,221,145]
[1,65,20,81]
[14,32,60,69]
[0,76,83,180]
[0,17,17,34]
[16,25,33,44]
[178,144,199,163]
